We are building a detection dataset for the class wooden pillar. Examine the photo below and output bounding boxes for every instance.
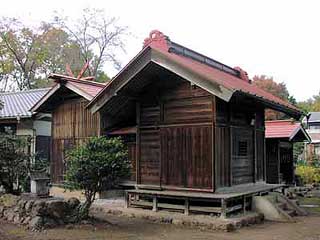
[152,196,158,212]
[184,198,190,215]
[136,102,141,185]
[124,192,129,208]
[220,198,227,219]
[212,96,216,192]
[243,196,246,214]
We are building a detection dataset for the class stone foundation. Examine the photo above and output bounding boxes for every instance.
[0,194,80,230]
[90,202,265,232]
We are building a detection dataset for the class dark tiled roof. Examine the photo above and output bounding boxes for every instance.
[308,112,320,123]
[0,88,49,119]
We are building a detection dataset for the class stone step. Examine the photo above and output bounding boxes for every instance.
[277,202,287,210]
[285,209,297,217]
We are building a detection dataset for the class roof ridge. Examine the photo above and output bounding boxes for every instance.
[68,78,106,87]
[49,73,107,87]
[143,30,243,80]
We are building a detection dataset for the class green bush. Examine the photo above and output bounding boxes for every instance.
[296,165,320,184]
[65,136,130,221]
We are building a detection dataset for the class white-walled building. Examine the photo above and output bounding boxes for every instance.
[0,88,52,160]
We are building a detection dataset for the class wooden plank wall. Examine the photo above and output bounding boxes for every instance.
[215,97,266,189]
[139,129,161,185]
[51,98,100,183]
[279,142,294,184]
[161,126,212,189]
[127,142,137,181]
[266,139,279,184]
[255,130,265,181]
[215,126,230,188]
[231,128,254,185]
[137,80,214,190]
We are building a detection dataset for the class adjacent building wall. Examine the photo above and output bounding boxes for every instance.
[51,98,100,183]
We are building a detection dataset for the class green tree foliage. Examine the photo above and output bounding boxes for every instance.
[0,135,48,194]
[0,135,31,194]
[0,18,85,90]
[65,137,130,220]
[253,75,296,120]
[297,91,320,113]
[296,164,320,184]
[0,9,120,91]
[293,142,305,162]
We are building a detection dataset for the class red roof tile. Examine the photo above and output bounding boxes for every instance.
[67,81,105,97]
[50,74,106,98]
[152,46,299,112]
[89,30,302,117]
[265,120,301,139]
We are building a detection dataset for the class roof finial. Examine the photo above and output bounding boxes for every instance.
[234,66,251,83]
[143,30,169,50]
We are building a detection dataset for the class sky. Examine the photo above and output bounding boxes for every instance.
[0,0,319,101]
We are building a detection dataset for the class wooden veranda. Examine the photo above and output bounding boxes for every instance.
[125,183,284,218]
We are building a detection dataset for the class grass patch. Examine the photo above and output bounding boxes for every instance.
[298,197,320,214]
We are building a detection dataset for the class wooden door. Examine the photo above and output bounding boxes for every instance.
[232,128,254,185]
[279,142,293,184]
[161,126,212,189]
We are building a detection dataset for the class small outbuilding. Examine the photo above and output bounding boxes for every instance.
[265,120,310,185]
[0,88,51,159]
[31,74,105,183]
[87,30,304,215]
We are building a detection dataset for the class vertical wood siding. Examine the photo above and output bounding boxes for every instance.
[215,126,231,188]
[51,98,100,183]
[137,80,214,190]
[266,139,280,184]
[161,126,212,189]
[140,129,161,185]
[231,128,254,185]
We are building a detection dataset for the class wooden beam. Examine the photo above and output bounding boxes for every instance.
[184,198,190,215]
[136,102,141,185]
[124,191,129,208]
[220,199,227,219]
[212,95,216,192]
[152,197,158,212]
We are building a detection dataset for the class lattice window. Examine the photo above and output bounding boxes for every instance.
[238,141,248,156]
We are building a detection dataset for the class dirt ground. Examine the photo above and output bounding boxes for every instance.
[2,187,320,240]
[0,214,320,240]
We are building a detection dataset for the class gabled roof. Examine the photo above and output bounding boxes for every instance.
[305,112,320,123]
[0,88,49,120]
[88,30,303,119]
[48,74,106,100]
[31,74,106,113]
[265,120,310,142]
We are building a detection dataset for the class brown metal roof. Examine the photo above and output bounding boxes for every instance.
[88,30,303,119]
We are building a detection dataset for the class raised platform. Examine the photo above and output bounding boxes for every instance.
[125,183,284,218]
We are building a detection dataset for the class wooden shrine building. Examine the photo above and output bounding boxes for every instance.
[31,74,105,183]
[87,30,304,216]
[265,120,310,185]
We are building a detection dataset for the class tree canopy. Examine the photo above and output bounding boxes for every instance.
[0,9,127,92]
[253,75,296,120]
[297,92,320,113]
